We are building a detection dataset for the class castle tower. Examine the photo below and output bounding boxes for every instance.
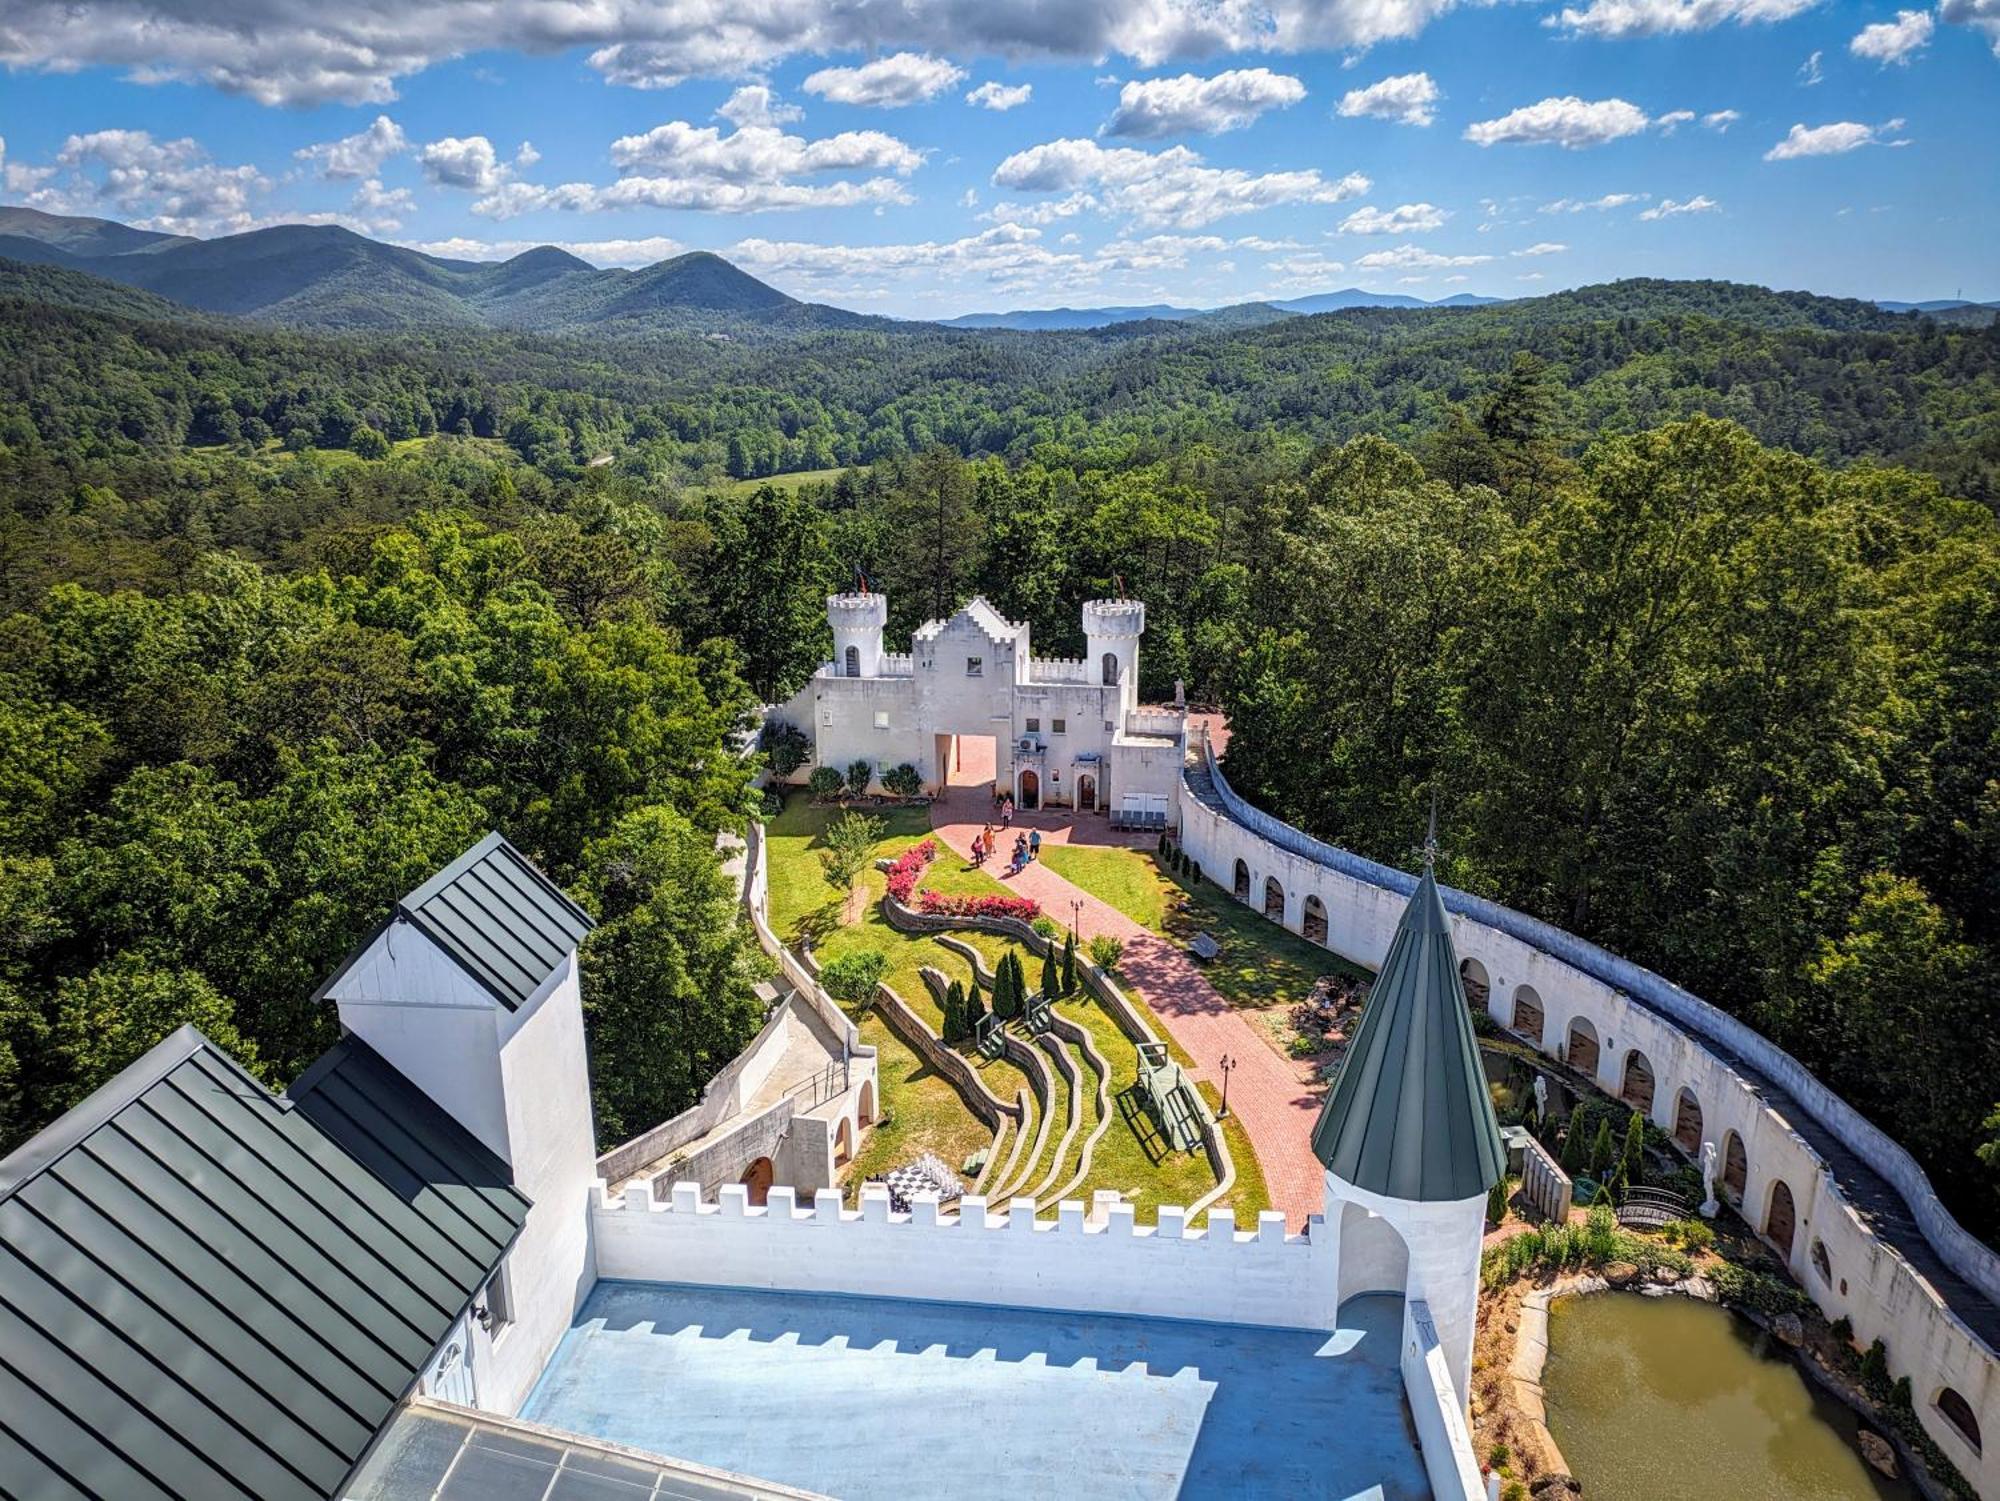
[829,591,888,678]
[1083,598,1145,711]
[1311,856,1505,1409]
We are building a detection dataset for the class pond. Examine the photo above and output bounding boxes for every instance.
[1543,1293,1917,1501]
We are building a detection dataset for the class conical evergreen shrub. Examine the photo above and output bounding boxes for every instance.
[1061,931,1077,995]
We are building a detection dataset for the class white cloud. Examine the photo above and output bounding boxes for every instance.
[1464,97,1656,149]
[1517,271,1545,281]
[1703,109,1741,131]
[350,177,416,230]
[717,85,803,128]
[1103,68,1306,138]
[0,136,58,196]
[418,135,507,190]
[514,141,541,169]
[1799,49,1825,83]
[1541,192,1648,212]
[1339,202,1447,234]
[1638,193,1720,218]
[609,120,923,178]
[1335,71,1441,127]
[1549,0,1816,39]
[1260,252,1350,289]
[803,52,964,107]
[992,137,1368,227]
[402,234,686,265]
[984,192,1102,225]
[1511,240,1566,255]
[1850,8,1935,63]
[1655,109,1696,133]
[966,80,1033,111]
[1764,119,1907,159]
[1354,243,1492,268]
[54,128,267,234]
[294,115,406,179]
[1941,0,2000,56]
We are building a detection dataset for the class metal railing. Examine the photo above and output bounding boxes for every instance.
[782,1060,851,1112]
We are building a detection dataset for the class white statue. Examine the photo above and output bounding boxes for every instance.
[1532,1075,1549,1123]
[1699,1139,1720,1219]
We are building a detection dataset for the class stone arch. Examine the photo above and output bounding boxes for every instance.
[843,644,860,677]
[1337,1199,1411,1307]
[1565,1016,1600,1079]
[1620,1048,1656,1116]
[1076,772,1097,812]
[858,1077,877,1126]
[1511,985,1545,1046]
[1459,958,1491,1012]
[1765,1178,1798,1260]
[833,1116,854,1168]
[1101,651,1121,687]
[1810,1238,1832,1286]
[1018,768,1040,810]
[1937,1388,1982,1454]
[740,1156,775,1207]
[1673,1087,1703,1154]
[1302,894,1328,945]
[1721,1130,1748,1206]
[1264,876,1285,922]
[1233,858,1251,902]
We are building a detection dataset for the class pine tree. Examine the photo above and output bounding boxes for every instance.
[963,978,985,1031]
[992,957,1015,1021]
[1621,1111,1647,1187]
[1004,952,1025,1019]
[1559,1116,1588,1176]
[1040,945,1058,1004]
[1589,1119,1614,1177]
[943,979,966,1041]
[1061,930,1077,995]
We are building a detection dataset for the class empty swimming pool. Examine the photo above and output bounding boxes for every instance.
[521,1283,1429,1499]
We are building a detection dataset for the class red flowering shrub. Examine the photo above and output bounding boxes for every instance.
[884,840,937,903]
[916,891,1041,923]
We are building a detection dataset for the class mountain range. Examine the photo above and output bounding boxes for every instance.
[938,289,1503,330]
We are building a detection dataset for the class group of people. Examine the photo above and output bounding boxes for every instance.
[970,819,1041,875]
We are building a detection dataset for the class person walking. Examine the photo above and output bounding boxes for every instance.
[1029,829,1042,862]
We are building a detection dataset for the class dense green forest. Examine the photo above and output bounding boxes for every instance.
[1,270,1996,1241]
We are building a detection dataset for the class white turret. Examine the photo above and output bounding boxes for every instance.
[1083,598,1145,711]
[829,592,888,678]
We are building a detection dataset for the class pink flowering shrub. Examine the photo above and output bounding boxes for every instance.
[917,891,1041,923]
[884,841,937,903]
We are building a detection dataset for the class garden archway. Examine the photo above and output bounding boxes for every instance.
[1721,1130,1748,1206]
[834,1116,854,1168]
[1511,985,1545,1046]
[1765,1178,1798,1260]
[1566,1016,1600,1079]
[1621,1049,1656,1116]
[1459,958,1491,1012]
[1673,1087,1703,1154]
[1303,894,1328,944]
[858,1078,877,1126]
[740,1156,774,1207]
[1264,876,1285,922]
[1233,859,1251,901]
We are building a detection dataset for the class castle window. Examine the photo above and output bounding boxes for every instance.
[1025,718,1040,733]
[1101,652,1121,686]
[1052,718,1066,734]
[966,656,983,677]
[844,645,860,677]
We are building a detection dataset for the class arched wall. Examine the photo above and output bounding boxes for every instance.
[1178,763,2000,1493]
[1338,1200,1410,1305]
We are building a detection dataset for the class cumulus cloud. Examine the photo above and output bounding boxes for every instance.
[1336,71,1441,127]
[966,80,1033,110]
[993,136,1368,227]
[1548,0,1816,38]
[1638,194,1720,218]
[1764,119,1908,159]
[1850,9,1935,63]
[1103,68,1306,138]
[803,52,964,107]
[1655,109,1696,133]
[717,85,804,128]
[1354,243,1492,269]
[1338,202,1447,235]
[0,136,59,196]
[402,234,686,265]
[1940,0,2000,56]
[54,128,267,234]
[1463,97,1656,148]
[1799,49,1825,83]
[350,177,416,230]
[294,115,406,179]
[418,135,509,190]
[0,0,1482,109]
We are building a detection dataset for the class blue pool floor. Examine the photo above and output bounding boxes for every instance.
[521,1283,1429,1500]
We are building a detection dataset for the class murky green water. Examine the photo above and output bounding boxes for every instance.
[1543,1293,1916,1501]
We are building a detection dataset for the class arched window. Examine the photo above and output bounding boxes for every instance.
[1101,651,1121,686]
[1810,1239,1832,1285]
[844,644,860,676]
[1512,985,1545,1046]
[1264,877,1285,921]
[1458,958,1491,1011]
[1722,1131,1748,1205]
[1621,1049,1656,1115]
[1566,1017,1600,1079]
[1938,1388,1982,1453]
[1233,859,1251,901]
[1673,1087,1703,1154]
[1302,895,1328,945]
[1765,1179,1798,1259]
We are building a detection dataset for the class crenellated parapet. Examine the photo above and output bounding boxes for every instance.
[1082,598,1146,639]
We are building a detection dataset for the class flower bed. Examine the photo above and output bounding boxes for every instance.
[917,890,1041,923]
[885,840,937,903]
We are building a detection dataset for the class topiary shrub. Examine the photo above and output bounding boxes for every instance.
[1486,1177,1510,1227]
[845,759,873,798]
[1031,915,1058,939]
[808,765,843,801]
[881,762,922,799]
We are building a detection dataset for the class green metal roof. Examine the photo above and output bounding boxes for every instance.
[1310,863,1506,1203]
[0,1026,527,1501]
[317,831,595,1012]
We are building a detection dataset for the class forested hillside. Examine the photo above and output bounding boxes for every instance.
[0,270,1996,1238]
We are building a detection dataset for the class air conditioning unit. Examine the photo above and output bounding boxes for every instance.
[1019,736,1036,753]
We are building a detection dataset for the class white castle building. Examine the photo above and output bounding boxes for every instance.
[775,592,1185,820]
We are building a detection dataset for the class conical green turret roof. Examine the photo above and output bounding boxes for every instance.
[1310,862,1505,1202]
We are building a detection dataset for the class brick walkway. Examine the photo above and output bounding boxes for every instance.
[930,787,1326,1226]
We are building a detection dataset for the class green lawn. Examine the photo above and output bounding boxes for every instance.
[1038,845,1174,929]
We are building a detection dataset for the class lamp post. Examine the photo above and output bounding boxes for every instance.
[1218,1054,1236,1119]
[1069,898,1083,939]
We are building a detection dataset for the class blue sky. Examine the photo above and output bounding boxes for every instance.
[0,0,1995,317]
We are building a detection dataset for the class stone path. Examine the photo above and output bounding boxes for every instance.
[930,787,1326,1226]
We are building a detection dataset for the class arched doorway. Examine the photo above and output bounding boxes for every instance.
[1765,1179,1798,1260]
[1937,1389,1982,1454]
[1621,1049,1656,1116]
[1337,1200,1411,1306]
[834,1117,854,1168]
[843,644,860,677]
[1673,1087,1703,1154]
[1101,652,1121,686]
[1233,859,1251,901]
[1721,1130,1748,1206]
[1459,958,1491,1012]
[740,1157,775,1207]
[1302,894,1328,945]
[858,1078,877,1126]
[1566,1017,1600,1079]
[1076,773,1097,812]
[1512,985,1545,1046]
[1018,768,1040,810]
[1264,876,1285,921]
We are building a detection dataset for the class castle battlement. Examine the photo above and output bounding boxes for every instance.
[1082,598,1146,638]
[827,592,888,630]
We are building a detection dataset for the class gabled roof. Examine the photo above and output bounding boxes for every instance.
[0,1026,527,1501]
[1310,863,1506,1203]
[317,831,595,1012]
[913,595,1021,645]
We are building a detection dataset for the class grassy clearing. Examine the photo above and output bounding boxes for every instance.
[700,466,847,497]
[1039,845,1174,930]
[189,435,509,468]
